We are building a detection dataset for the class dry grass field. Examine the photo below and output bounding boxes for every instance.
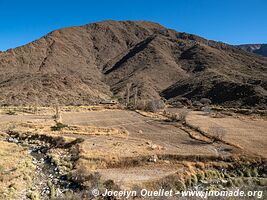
[0,105,266,199]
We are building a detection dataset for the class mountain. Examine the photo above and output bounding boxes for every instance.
[0,20,267,107]
[236,44,267,57]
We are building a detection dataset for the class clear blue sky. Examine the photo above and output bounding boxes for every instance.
[0,0,266,51]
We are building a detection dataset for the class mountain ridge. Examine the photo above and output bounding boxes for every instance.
[0,20,267,107]
[236,44,267,57]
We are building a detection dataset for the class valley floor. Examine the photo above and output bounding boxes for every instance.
[0,106,266,199]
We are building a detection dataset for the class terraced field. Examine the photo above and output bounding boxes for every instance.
[0,106,266,199]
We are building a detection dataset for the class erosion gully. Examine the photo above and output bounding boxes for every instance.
[4,132,85,200]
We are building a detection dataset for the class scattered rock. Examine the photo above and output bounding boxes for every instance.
[7,137,19,143]
[148,155,158,162]
[151,144,158,150]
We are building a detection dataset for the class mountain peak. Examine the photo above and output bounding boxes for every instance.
[0,20,267,107]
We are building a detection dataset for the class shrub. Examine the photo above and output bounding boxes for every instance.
[243,178,254,185]
[201,106,212,115]
[178,110,189,122]
[205,170,218,179]
[103,179,120,191]
[144,99,165,112]
[237,169,244,177]
[185,177,192,187]
[51,122,68,131]
[224,172,231,179]
[244,168,252,177]
[192,101,203,107]
[196,171,205,181]
[226,179,234,187]
[170,113,179,121]
[258,178,267,186]
[251,168,258,177]
[208,126,227,142]
[26,192,39,200]
[200,98,212,105]
[232,178,243,186]
[6,109,16,115]
[47,180,56,199]
[174,180,186,191]
[191,174,198,184]
[136,100,147,110]
[174,101,184,108]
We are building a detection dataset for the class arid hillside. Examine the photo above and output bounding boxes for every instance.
[237,44,267,57]
[0,20,267,107]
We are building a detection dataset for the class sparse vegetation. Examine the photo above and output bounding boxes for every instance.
[0,141,35,199]
[137,99,165,112]
[53,99,62,123]
[0,18,267,199]
[33,96,39,114]
[0,105,266,199]
[201,106,212,115]
[178,110,189,122]
[26,191,39,200]
[134,87,138,108]
[125,83,132,107]
[208,126,227,142]
[196,171,205,181]
[6,109,16,115]
[192,100,203,109]
[51,122,68,131]
[200,98,212,105]
[47,180,56,199]
[174,179,186,191]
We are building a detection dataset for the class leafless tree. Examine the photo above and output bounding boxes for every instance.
[134,87,138,107]
[33,96,38,114]
[54,98,61,123]
[125,83,132,107]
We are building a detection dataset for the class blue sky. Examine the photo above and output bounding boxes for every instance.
[0,0,266,51]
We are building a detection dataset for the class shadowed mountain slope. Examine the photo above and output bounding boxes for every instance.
[236,44,267,57]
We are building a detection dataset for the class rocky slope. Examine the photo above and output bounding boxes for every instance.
[0,20,267,107]
[237,44,267,57]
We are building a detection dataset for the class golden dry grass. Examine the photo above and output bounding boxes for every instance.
[0,141,35,199]
[3,121,129,138]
